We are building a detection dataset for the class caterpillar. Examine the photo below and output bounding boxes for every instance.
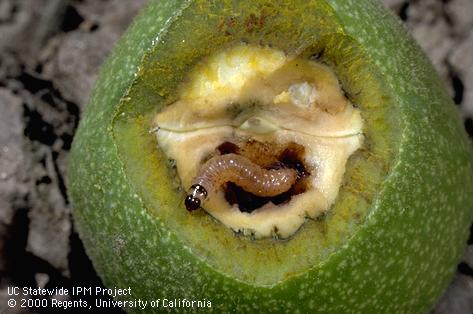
[185,153,298,211]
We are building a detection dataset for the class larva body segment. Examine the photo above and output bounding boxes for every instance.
[185,153,298,211]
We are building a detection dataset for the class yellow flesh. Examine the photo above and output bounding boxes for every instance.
[154,44,363,238]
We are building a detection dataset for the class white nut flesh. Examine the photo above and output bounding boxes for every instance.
[154,44,364,239]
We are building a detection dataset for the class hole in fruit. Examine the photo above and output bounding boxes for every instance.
[216,141,239,154]
[153,44,364,238]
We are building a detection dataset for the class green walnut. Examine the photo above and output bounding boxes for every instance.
[68,0,473,312]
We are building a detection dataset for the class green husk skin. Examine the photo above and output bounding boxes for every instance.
[68,0,473,313]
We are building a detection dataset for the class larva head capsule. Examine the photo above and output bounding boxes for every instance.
[185,184,207,211]
[185,195,200,211]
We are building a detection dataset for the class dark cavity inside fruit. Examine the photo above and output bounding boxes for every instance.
[216,140,310,213]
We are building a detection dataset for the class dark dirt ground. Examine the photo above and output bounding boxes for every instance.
[0,0,472,313]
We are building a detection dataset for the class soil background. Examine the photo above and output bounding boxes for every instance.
[0,0,472,313]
